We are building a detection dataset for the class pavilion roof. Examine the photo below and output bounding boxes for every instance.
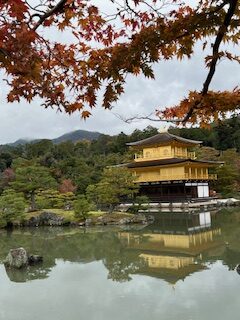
[126,158,222,168]
[126,132,202,148]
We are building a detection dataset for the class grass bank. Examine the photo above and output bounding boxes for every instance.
[22,209,141,227]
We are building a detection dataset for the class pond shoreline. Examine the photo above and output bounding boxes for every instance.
[3,197,240,230]
[5,211,155,229]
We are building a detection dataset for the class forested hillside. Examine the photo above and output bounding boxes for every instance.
[0,116,239,202]
[171,116,240,152]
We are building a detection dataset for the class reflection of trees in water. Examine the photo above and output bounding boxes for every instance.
[4,263,52,283]
[0,210,239,283]
[212,209,240,271]
[103,249,145,282]
[0,227,145,283]
[221,248,240,271]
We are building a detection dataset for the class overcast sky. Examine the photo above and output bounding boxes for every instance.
[0,2,239,144]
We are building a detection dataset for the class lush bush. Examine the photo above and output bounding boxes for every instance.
[74,195,95,220]
[0,189,25,227]
[128,196,150,214]
[11,164,57,210]
[86,167,138,212]
[215,149,240,197]
[35,189,75,210]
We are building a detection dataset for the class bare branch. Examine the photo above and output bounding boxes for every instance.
[32,0,68,31]
[114,112,182,124]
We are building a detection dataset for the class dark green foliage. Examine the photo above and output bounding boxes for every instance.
[214,117,240,152]
[25,140,53,159]
[0,189,25,227]
[11,165,57,194]
[128,196,150,214]
[128,126,158,143]
[74,195,94,219]
[170,116,240,151]
[53,157,93,194]
[52,141,75,160]
[36,189,75,210]
[0,152,13,172]
[11,165,57,210]
[215,149,240,196]
[86,167,139,211]
[216,165,239,196]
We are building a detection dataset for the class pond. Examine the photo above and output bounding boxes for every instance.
[0,209,239,320]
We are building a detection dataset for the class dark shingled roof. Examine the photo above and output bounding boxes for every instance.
[126,132,202,147]
[126,158,222,168]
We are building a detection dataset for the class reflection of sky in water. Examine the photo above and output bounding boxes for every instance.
[0,261,239,320]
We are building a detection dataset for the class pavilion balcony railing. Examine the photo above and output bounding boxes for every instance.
[134,173,217,183]
[134,152,196,161]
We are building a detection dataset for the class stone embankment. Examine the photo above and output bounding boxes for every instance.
[22,211,154,227]
[79,213,154,227]
[24,211,64,227]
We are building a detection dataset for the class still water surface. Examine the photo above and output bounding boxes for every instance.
[0,209,239,320]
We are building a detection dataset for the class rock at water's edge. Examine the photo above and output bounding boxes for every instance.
[4,248,43,269]
[25,211,64,227]
[130,214,148,224]
[4,248,28,269]
[236,265,240,275]
[85,218,92,226]
[119,217,132,225]
[28,255,43,265]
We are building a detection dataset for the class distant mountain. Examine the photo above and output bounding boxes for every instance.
[6,130,102,146]
[8,138,35,147]
[52,129,101,144]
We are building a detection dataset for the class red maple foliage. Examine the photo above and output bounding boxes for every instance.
[0,0,239,125]
[1,168,15,187]
[59,178,76,193]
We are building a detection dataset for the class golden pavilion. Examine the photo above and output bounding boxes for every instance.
[125,129,221,201]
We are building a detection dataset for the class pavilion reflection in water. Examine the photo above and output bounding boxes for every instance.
[118,211,222,284]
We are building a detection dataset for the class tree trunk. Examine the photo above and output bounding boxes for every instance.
[30,191,36,211]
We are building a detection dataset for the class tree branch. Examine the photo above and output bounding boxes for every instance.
[32,0,68,31]
[183,0,238,122]
[114,112,178,124]
[121,0,233,125]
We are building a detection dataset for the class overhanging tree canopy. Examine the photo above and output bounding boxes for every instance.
[0,0,240,125]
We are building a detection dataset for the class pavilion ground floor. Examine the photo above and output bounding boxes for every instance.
[138,180,213,202]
